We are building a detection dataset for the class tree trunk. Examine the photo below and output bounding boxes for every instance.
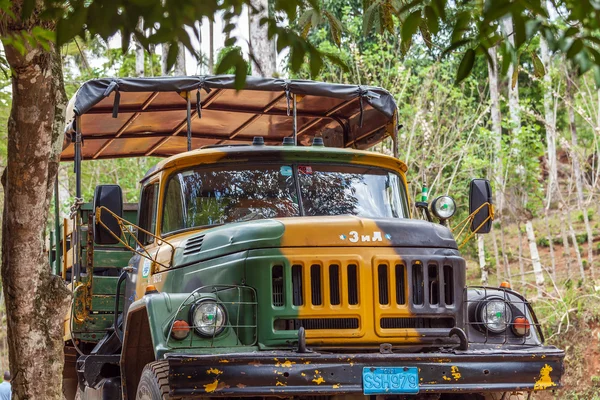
[161,42,186,75]
[174,42,186,76]
[248,0,276,77]
[135,19,145,77]
[517,222,526,288]
[477,235,488,285]
[567,209,585,281]
[487,46,504,212]
[540,35,558,206]
[559,204,573,280]
[543,209,556,282]
[209,19,215,74]
[566,68,594,277]
[0,10,71,397]
[502,17,521,132]
[491,228,501,286]
[525,220,544,297]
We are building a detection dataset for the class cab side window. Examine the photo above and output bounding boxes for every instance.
[138,183,159,245]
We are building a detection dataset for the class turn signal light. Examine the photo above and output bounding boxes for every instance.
[145,285,158,294]
[171,320,191,340]
[512,317,531,336]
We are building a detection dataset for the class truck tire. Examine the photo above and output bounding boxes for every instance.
[136,361,172,400]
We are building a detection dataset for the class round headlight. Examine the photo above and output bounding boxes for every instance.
[190,300,227,337]
[480,299,513,333]
[431,196,456,220]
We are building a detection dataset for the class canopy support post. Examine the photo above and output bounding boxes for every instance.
[186,92,192,151]
[73,115,82,282]
[53,174,61,276]
[293,94,297,145]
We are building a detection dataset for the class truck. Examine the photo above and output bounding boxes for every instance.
[51,76,564,400]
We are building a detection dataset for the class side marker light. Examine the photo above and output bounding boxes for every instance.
[512,317,531,336]
[171,320,191,340]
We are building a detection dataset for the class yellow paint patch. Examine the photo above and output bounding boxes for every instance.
[276,381,286,386]
[451,366,461,381]
[332,384,340,389]
[280,360,293,368]
[534,364,557,390]
[219,359,230,363]
[313,376,325,385]
[301,373,306,377]
[204,379,219,393]
[206,368,222,375]
[442,375,451,381]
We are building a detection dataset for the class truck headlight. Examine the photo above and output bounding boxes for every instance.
[190,300,227,337]
[479,299,512,333]
[431,196,456,220]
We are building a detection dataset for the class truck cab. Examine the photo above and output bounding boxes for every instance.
[56,76,564,400]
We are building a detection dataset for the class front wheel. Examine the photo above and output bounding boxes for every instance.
[136,361,172,400]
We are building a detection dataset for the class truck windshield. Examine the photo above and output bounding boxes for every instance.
[161,163,409,234]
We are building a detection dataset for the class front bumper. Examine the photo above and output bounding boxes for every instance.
[166,346,564,397]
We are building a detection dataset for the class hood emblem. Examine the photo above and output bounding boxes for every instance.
[339,231,389,243]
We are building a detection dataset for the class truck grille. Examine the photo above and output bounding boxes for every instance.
[266,254,464,345]
[274,318,359,331]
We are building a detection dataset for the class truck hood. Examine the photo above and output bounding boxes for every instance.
[172,216,458,267]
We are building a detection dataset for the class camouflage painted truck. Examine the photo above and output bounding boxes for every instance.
[50,76,564,400]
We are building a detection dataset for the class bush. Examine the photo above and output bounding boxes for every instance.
[537,237,550,247]
[577,209,594,223]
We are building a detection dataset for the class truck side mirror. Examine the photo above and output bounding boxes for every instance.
[469,179,493,234]
[93,184,123,245]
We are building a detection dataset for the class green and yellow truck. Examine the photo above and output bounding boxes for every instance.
[51,76,564,400]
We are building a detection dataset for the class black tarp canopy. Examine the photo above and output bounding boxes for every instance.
[62,75,398,160]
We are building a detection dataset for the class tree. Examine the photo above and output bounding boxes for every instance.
[249,0,276,77]
[0,2,71,398]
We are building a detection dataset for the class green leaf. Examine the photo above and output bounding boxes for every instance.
[324,10,343,47]
[432,0,446,20]
[298,9,315,38]
[166,41,178,72]
[419,23,432,50]
[363,2,379,36]
[424,6,439,35]
[531,51,545,78]
[456,48,475,84]
[567,38,584,59]
[401,10,422,44]
[511,59,519,89]
[308,48,323,77]
[513,15,526,48]
[21,0,36,19]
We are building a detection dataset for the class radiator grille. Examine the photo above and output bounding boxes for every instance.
[348,264,359,305]
[378,264,389,305]
[380,317,454,329]
[272,265,284,307]
[310,264,322,306]
[329,265,341,305]
[395,264,406,305]
[292,265,303,306]
[275,318,359,331]
[412,262,424,305]
[444,265,454,305]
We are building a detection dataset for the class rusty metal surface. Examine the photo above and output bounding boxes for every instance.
[166,348,564,396]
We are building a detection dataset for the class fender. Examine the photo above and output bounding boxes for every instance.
[119,292,188,400]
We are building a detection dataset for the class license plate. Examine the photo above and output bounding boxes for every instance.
[362,367,419,395]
